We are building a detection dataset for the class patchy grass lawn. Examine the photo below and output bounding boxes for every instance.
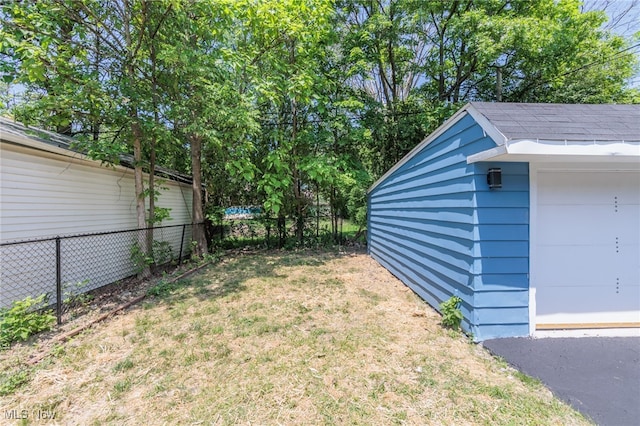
[1,250,590,425]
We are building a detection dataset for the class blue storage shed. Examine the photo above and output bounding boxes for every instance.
[367,102,640,340]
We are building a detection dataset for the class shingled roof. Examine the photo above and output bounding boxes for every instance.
[469,102,640,142]
[369,102,640,191]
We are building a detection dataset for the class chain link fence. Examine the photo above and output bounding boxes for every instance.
[0,223,200,323]
[210,215,364,249]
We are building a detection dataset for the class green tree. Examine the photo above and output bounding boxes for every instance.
[339,0,639,179]
[1,0,179,275]
[2,0,638,251]
[241,0,336,243]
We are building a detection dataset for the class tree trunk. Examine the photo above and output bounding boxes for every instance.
[147,13,159,266]
[277,214,286,248]
[146,136,155,263]
[132,118,151,278]
[190,133,208,257]
[122,0,149,278]
[330,186,338,243]
[316,182,320,240]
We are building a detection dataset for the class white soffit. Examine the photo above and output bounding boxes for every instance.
[467,139,640,164]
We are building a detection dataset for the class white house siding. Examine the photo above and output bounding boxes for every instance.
[0,142,192,240]
[0,140,193,307]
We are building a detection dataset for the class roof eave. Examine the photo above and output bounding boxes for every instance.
[1,130,196,186]
[1,130,89,161]
[467,138,640,164]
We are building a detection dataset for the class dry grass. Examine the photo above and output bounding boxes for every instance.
[1,250,590,425]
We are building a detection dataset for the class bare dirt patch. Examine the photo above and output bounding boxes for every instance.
[1,249,589,425]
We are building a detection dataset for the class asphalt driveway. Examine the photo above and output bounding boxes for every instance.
[483,337,640,426]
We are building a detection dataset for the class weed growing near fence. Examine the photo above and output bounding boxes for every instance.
[0,294,56,346]
[62,280,93,310]
[146,279,191,298]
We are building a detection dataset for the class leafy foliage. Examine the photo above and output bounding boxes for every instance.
[1,0,638,249]
[0,370,31,396]
[130,240,174,273]
[0,294,56,346]
[439,295,464,330]
[62,279,93,309]
[130,242,155,275]
[147,279,190,298]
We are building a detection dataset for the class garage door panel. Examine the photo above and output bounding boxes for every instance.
[537,245,618,285]
[536,285,640,325]
[538,205,613,244]
[535,170,640,329]
[537,202,639,241]
[536,258,638,294]
[538,172,640,205]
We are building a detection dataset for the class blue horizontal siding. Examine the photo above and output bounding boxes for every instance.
[374,163,470,197]
[474,289,529,307]
[473,208,529,224]
[472,224,528,240]
[474,306,528,324]
[374,192,475,208]
[472,274,529,289]
[370,207,474,224]
[369,245,474,309]
[471,161,529,339]
[472,241,529,257]
[474,191,529,206]
[470,323,529,340]
[370,215,475,240]
[368,111,530,341]
[472,257,529,274]
[370,221,473,267]
[374,181,476,203]
[370,235,473,287]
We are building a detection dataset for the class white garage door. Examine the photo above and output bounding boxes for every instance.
[535,170,640,329]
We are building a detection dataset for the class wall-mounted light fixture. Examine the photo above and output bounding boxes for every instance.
[487,168,502,189]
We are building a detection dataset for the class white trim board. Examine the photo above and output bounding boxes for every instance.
[468,139,640,164]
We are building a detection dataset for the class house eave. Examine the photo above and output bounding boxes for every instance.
[1,119,195,186]
[467,138,640,164]
[1,131,93,163]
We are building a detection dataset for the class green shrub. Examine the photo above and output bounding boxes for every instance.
[0,294,56,346]
[439,295,463,330]
[63,279,93,309]
[131,242,154,273]
[147,279,189,298]
[0,370,31,396]
[131,240,176,272]
[152,240,174,266]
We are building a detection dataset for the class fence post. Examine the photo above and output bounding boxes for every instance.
[55,237,62,325]
[178,224,186,265]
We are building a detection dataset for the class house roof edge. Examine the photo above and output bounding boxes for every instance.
[1,116,194,186]
[367,103,505,193]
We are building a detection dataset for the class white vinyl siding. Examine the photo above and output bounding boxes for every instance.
[0,142,192,241]
[0,140,193,308]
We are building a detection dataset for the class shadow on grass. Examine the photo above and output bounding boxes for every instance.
[145,248,354,307]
